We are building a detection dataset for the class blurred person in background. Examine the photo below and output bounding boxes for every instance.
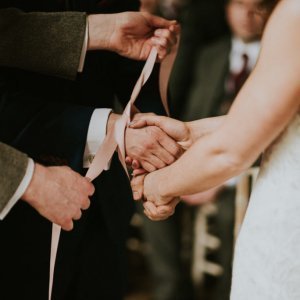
[129,1,227,300]
[179,0,276,299]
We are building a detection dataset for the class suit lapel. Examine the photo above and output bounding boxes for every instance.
[183,36,231,120]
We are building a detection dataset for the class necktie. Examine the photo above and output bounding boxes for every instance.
[227,53,250,96]
[220,53,250,115]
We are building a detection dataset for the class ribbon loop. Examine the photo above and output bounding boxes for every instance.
[48,41,179,299]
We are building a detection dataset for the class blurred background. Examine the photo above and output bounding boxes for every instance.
[125,0,272,299]
[0,0,269,298]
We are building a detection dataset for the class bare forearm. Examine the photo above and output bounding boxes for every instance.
[154,131,249,199]
[87,14,115,51]
[186,116,226,143]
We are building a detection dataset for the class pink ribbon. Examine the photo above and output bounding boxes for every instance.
[48,43,177,299]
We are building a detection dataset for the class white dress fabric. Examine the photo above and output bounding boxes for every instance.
[231,114,300,300]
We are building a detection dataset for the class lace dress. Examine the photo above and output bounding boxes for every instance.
[231,114,300,300]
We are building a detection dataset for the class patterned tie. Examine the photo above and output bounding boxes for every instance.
[219,53,250,115]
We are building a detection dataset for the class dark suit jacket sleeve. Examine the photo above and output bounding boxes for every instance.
[0,91,94,214]
[0,8,86,80]
[0,142,29,212]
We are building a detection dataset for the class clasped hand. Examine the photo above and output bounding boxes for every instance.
[126,113,191,220]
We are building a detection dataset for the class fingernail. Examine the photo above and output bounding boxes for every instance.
[133,191,140,200]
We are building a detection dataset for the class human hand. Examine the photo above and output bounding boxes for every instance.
[88,12,179,61]
[129,113,192,149]
[131,172,180,220]
[125,125,182,172]
[143,197,180,221]
[22,164,94,231]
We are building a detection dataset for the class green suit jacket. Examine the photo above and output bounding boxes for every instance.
[0,7,86,213]
[0,142,29,213]
[182,35,231,121]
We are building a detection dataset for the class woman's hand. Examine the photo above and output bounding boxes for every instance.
[129,113,192,150]
[131,171,181,220]
[143,198,180,221]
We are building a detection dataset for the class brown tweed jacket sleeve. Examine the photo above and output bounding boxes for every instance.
[0,8,86,80]
[0,142,29,213]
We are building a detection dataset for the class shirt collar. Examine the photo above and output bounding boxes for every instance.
[230,36,261,73]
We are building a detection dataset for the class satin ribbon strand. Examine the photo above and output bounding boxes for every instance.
[48,48,158,300]
[48,41,179,299]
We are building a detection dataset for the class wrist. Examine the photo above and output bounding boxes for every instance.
[186,121,201,144]
[107,113,121,133]
[153,169,174,199]
[22,163,45,205]
[176,122,193,150]
[87,14,115,51]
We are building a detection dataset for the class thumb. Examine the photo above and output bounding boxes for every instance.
[129,115,164,129]
[130,115,188,144]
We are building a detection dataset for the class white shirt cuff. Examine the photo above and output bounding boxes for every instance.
[224,177,238,187]
[0,158,35,220]
[78,20,88,72]
[83,108,112,168]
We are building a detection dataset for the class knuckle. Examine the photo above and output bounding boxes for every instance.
[85,181,95,195]
[130,179,136,188]
[157,161,166,169]
[65,222,73,231]
[82,198,91,210]
[62,220,71,231]
[62,166,71,171]
[166,155,175,165]
[142,163,156,172]
[174,147,183,157]
[142,142,153,151]
[79,195,88,206]
[161,38,168,47]
[61,214,69,224]
[90,184,95,195]
[149,126,161,136]
[134,147,144,157]
[76,210,82,219]
[163,30,171,38]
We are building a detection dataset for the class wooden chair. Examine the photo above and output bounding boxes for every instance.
[191,167,259,287]
[234,167,259,242]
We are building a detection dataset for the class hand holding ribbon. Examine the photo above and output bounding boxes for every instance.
[49,38,180,300]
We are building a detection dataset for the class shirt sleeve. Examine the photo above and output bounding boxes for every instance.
[0,158,35,220]
[83,108,112,168]
[78,19,88,72]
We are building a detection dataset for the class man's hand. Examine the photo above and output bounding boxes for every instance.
[129,113,192,149]
[22,164,94,231]
[88,12,179,61]
[125,125,182,172]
